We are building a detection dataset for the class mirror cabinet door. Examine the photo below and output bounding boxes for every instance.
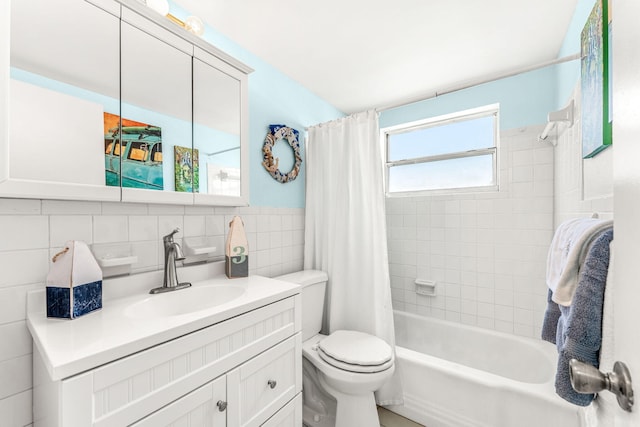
[193,49,246,204]
[120,9,194,204]
[7,0,121,200]
[6,0,250,205]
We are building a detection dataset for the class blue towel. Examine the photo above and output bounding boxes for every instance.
[554,228,613,406]
[541,288,561,344]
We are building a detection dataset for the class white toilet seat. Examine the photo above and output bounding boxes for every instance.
[316,330,393,373]
[317,349,394,373]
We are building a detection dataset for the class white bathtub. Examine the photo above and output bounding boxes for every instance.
[385,311,583,427]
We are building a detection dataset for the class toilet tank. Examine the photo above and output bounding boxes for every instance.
[275,270,328,341]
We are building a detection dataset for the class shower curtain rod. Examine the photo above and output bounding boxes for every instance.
[375,52,581,113]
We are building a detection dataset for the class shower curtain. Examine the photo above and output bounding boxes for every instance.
[304,110,402,405]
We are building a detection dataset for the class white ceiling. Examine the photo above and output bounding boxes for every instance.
[173,0,579,114]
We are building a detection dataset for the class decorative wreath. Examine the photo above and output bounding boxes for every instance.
[262,124,302,183]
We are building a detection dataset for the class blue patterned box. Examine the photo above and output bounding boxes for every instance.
[46,241,103,319]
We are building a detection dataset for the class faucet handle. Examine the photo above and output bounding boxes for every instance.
[163,228,181,242]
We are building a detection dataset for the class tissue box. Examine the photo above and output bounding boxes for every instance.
[46,240,103,319]
[225,216,249,278]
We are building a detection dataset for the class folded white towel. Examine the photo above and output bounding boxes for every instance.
[546,218,613,306]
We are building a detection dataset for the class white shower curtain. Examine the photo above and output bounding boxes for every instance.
[304,110,402,405]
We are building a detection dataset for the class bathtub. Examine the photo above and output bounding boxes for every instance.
[384,311,583,427]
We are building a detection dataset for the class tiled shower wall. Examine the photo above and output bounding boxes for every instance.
[386,125,555,338]
[554,87,613,225]
[0,199,304,427]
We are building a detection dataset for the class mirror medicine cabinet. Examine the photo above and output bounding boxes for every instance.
[4,0,252,206]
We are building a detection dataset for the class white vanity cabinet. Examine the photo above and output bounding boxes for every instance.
[32,294,302,427]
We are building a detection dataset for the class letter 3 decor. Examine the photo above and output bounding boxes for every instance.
[262,124,302,183]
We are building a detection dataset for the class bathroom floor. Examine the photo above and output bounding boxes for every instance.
[377,407,425,427]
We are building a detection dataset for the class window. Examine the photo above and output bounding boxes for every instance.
[382,104,499,196]
[127,142,150,162]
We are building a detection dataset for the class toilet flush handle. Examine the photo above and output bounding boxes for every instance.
[268,379,277,389]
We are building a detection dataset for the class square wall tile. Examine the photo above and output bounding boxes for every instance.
[0,250,49,288]
[50,215,93,247]
[0,199,41,215]
[183,215,206,237]
[0,322,31,360]
[0,390,32,427]
[0,354,32,400]
[93,215,128,244]
[0,216,48,251]
[0,284,43,325]
[129,216,159,242]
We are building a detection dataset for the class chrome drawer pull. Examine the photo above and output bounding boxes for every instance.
[267,379,277,389]
[217,400,227,412]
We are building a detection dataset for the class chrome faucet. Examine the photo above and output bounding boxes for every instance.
[150,228,192,294]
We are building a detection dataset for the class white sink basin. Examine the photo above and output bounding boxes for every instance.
[124,284,246,318]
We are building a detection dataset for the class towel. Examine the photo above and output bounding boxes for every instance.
[554,228,613,406]
[541,288,561,344]
[546,218,613,306]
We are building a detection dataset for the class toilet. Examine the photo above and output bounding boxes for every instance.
[276,270,395,427]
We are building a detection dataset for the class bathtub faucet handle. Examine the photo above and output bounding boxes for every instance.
[569,359,634,412]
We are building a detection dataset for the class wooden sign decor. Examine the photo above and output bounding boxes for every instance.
[225,216,249,278]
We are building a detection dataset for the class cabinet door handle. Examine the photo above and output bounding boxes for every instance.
[267,379,277,389]
[217,400,227,412]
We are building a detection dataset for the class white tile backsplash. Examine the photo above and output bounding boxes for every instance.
[0,354,32,400]
[0,250,49,288]
[0,216,49,251]
[0,199,41,215]
[0,389,32,427]
[93,215,129,243]
[183,215,206,237]
[50,215,93,247]
[0,284,41,326]
[0,322,32,361]
[128,215,159,241]
[0,199,304,425]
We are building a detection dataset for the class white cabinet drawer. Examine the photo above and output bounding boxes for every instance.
[228,334,302,427]
[131,375,227,427]
[261,394,302,427]
[63,297,297,427]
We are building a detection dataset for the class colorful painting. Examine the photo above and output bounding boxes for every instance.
[174,146,199,192]
[103,112,164,190]
[581,0,612,158]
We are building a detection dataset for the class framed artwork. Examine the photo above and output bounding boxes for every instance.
[581,0,612,158]
[103,112,164,190]
[174,146,199,192]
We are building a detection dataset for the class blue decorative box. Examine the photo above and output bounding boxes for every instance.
[46,241,103,319]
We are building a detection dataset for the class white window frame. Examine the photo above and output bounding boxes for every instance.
[381,103,500,197]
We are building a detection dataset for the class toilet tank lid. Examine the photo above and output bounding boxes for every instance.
[275,270,328,287]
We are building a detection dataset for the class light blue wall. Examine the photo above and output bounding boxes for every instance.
[380,1,595,131]
[380,66,557,130]
[169,3,344,209]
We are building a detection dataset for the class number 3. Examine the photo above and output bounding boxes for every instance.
[232,246,246,264]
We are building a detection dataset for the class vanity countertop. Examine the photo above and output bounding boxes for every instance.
[27,274,300,381]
